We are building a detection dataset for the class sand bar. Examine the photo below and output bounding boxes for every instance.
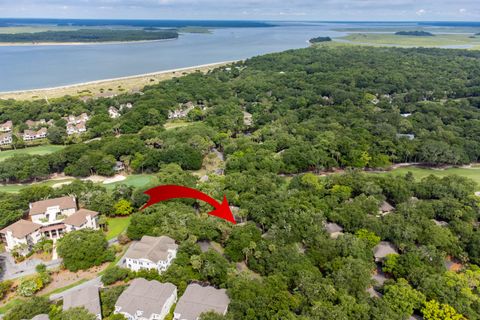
[0,60,238,101]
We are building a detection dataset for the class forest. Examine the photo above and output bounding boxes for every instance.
[0,29,179,43]
[1,45,480,319]
[395,31,435,36]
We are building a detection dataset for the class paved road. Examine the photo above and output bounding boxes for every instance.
[0,253,62,281]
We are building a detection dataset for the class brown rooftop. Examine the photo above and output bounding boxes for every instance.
[63,209,99,227]
[0,219,41,238]
[174,284,230,320]
[29,196,76,216]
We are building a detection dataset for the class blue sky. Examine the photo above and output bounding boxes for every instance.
[0,0,479,21]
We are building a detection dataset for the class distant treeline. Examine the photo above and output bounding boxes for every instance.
[0,29,179,43]
[309,36,332,43]
[395,31,434,36]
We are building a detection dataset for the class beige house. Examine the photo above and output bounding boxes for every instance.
[124,236,178,273]
[0,120,12,132]
[378,201,395,217]
[115,278,177,320]
[373,241,399,262]
[324,222,344,239]
[25,119,47,128]
[22,128,48,141]
[0,219,42,252]
[63,285,102,320]
[173,284,230,320]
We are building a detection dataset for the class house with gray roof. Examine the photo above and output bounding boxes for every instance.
[373,241,399,262]
[173,284,230,320]
[378,201,395,217]
[324,222,344,239]
[124,235,178,273]
[63,285,102,319]
[115,278,177,320]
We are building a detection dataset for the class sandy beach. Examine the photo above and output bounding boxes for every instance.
[0,38,178,47]
[0,60,238,101]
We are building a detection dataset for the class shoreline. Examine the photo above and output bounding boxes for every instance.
[0,37,179,47]
[0,60,239,100]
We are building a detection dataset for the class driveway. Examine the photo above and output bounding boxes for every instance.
[0,252,62,281]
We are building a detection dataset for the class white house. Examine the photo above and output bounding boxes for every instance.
[0,196,100,253]
[0,133,12,146]
[63,209,100,232]
[108,106,121,119]
[124,236,178,273]
[0,219,43,253]
[173,284,230,320]
[115,278,177,320]
[63,285,102,320]
[22,128,48,141]
[65,113,89,125]
[168,102,195,119]
[29,196,77,226]
[67,123,87,135]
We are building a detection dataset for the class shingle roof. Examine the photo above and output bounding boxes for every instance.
[125,235,178,262]
[174,284,230,320]
[373,241,398,259]
[29,196,76,216]
[63,285,101,317]
[0,219,41,238]
[379,201,395,213]
[116,278,176,318]
[63,209,99,227]
[325,222,343,234]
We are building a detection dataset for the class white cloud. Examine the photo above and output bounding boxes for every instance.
[459,8,467,14]
[416,8,426,16]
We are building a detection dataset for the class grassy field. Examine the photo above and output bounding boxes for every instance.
[164,120,197,130]
[0,178,74,193]
[0,145,65,162]
[106,216,132,240]
[338,33,480,49]
[104,174,158,190]
[375,166,480,186]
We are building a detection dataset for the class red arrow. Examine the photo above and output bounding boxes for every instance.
[141,185,236,224]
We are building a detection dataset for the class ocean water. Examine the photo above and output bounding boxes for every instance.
[0,24,344,92]
[0,20,477,92]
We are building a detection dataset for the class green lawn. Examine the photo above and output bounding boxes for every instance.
[104,174,158,190]
[0,178,74,193]
[0,174,156,194]
[338,33,480,49]
[0,145,65,162]
[375,166,480,186]
[106,216,132,240]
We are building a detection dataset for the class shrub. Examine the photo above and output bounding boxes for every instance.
[101,267,130,285]
[57,229,115,272]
